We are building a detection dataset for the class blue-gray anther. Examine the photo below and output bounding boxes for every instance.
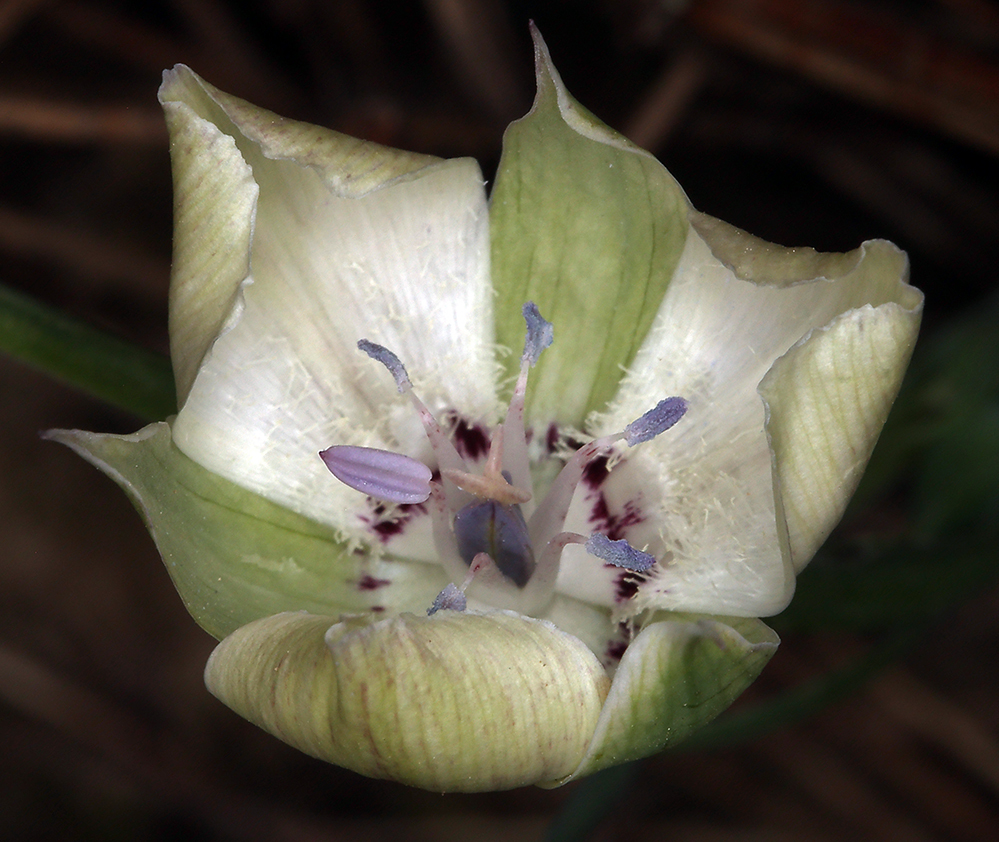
[319,445,432,504]
[453,500,535,588]
[521,301,554,367]
[624,397,688,446]
[358,339,411,392]
[585,532,657,572]
[427,583,467,615]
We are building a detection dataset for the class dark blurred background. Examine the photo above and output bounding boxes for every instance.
[2,1,998,840]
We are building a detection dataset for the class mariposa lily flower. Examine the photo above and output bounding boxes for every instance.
[49,29,923,792]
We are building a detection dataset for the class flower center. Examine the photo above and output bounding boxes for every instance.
[320,302,687,616]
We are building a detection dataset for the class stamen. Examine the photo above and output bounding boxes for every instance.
[585,532,657,572]
[623,397,688,446]
[525,442,589,552]
[427,583,466,615]
[528,399,688,552]
[357,338,472,510]
[426,552,497,615]
[428,482,473,584]
[521,301,554,367]
[319,445,431,504]
[520,531,585,614]
[484,423,506,477]
[357,340,410,392]
[334,311,683,620]
[501,302,553,500]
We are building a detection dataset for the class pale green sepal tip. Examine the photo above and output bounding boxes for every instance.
[158,78,257,408]
[159,65,443,199]
[762,292,923,570]
[205,610,611,792]
[690,212,923,575]
[45,423,445,640]
[690,211,863,286]
[545,615,780,787]
[490,28,690,427]
[158,64,458,409]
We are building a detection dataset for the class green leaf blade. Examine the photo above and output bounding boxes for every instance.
[0,283,176,420]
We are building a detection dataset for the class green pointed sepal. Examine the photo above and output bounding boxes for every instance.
[46,423,445,640]
[490,27,690,427]
[545,615,779,786]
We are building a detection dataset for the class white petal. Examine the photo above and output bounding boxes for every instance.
[173,152,496,539]
[593,222,909,617]
[553,457,669,610]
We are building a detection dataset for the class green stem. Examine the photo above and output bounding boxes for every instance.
[0,283,175,420]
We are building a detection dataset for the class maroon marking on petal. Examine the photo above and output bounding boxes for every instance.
[605,640,628,663]
[362,501,427,544]
[582,454,611,489]
[545,423,560,454]
[616,571,643,602]
[370,605,385,612]
[590,495,644,541]
[357,575,391,591]
[604,623,634,665]
[591,495,610,524]
[371,519,404,540]
[444,411,491,461]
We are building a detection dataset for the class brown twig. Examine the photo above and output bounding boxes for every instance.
[0,205,169,291]
[686,0,999,155]
[0,94,165,144]
[623,48,710,151]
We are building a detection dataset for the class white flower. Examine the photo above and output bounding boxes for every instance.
[50,30,922,791]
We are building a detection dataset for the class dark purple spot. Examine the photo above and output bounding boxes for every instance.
[444,412,491,461]
[616,570,646,602]
[370,605,385,613]
[545,423,560,454]
[357,575,391,591]
[590,495,644,540]
[604,623,633,664]
[371,521,400,540]
[362,501,427,543]
[582,454,611,489]
[605,640,628,662]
